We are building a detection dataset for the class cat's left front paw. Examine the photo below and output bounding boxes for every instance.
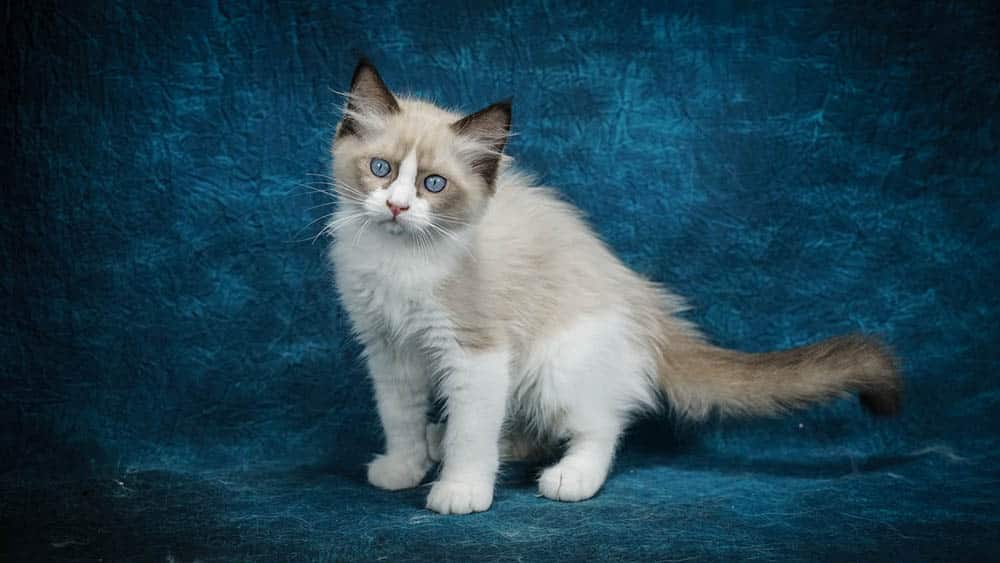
[426,480,493,514]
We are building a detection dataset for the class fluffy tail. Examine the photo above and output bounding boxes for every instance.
[657,332,903,420]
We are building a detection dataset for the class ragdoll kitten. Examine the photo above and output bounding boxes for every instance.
[327,59,902,515]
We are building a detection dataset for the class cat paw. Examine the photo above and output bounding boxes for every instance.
[538,461,605,502]
[367,453,431,491]
[426,480,493,514]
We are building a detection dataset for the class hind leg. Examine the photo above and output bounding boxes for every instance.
[533,314,653,502]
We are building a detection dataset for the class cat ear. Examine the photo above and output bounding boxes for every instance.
[451,99,512,188]
[338,58,400,138]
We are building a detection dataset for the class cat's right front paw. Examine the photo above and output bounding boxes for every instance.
[367,453,431,491]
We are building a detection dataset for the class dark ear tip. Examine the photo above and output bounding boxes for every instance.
[494,98,513,127]
[350,56,379,86]
[495,98,513,116]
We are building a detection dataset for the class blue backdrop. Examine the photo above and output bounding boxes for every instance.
[3,1,998,560]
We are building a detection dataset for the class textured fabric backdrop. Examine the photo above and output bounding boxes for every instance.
[3,1,999,560]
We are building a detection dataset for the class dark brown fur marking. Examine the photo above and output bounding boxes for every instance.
[338,58,400,139]
[451,100,512,190]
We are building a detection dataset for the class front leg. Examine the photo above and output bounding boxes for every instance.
[366,343,433,491]
[426,348,510,515]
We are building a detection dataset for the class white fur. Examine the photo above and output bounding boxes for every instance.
[385,149,419,210]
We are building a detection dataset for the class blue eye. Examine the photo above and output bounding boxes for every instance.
[424,174,447,193]
[370,158,391,178]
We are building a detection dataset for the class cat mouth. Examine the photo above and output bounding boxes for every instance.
[381,219,406,235]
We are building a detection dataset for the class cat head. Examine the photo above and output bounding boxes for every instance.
[330,58,511,240]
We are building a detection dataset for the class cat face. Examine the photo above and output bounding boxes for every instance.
[331,59,511,240]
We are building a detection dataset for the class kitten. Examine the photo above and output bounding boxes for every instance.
[326,59,902,515]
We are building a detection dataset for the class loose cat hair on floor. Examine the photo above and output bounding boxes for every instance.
[326,58,902,515]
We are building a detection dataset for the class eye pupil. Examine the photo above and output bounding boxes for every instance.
[424,174,447,193]
[370,158,391,177]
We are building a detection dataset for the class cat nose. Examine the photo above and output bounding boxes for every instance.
[386,200,409,217]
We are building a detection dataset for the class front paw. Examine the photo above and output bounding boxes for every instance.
[367,453,431,491]
[426,480,494,514]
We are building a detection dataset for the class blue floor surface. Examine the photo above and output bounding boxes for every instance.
[4,1,998,560]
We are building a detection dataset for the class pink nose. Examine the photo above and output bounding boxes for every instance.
[387,201,409,218]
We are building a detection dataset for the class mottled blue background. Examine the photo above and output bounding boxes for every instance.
[3,1,999,560]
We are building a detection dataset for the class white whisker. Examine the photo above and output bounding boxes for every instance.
[318,213,366,243]
[352,218,371,248]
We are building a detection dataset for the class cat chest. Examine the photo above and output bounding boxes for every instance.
[337,264,454,349]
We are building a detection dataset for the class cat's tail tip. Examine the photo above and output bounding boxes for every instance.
[857,337,904,417]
